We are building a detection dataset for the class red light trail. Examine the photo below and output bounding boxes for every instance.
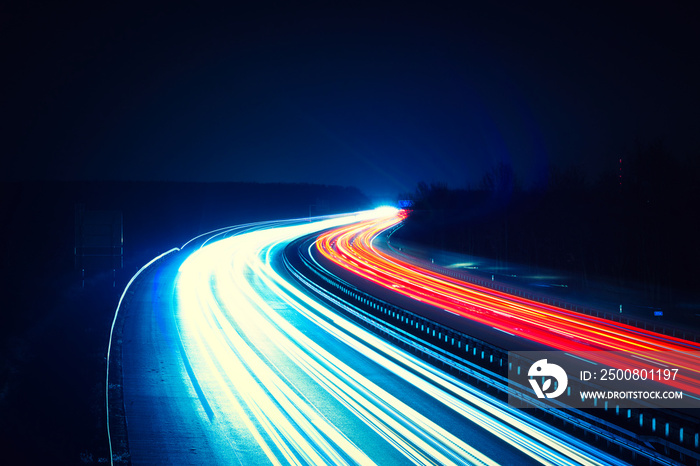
[315,210,700,397]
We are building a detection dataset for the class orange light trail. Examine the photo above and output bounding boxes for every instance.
[315,210,700,397]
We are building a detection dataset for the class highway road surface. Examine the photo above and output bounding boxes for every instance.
[111,209,627,465]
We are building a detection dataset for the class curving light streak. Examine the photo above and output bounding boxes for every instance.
[175,210,624,465]
[107,246,181,465]
[315,211,700,397]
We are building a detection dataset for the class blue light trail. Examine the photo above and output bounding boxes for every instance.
[169,211,624,465]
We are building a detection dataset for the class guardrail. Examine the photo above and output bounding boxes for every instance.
[383,230,699,344]
[285,240,700,466]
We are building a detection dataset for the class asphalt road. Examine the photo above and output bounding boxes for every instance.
[113,212,624,465]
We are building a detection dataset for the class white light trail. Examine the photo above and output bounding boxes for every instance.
[174,211,624,465]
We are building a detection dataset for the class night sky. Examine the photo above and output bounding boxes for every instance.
[2,2,699,200]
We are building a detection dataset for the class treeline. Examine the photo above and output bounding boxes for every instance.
[394,143,700,304]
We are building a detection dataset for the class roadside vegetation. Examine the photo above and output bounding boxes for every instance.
[395,143,700,317]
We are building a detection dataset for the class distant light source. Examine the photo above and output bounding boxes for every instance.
[373,206,399,216]
[353,206,400,222]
